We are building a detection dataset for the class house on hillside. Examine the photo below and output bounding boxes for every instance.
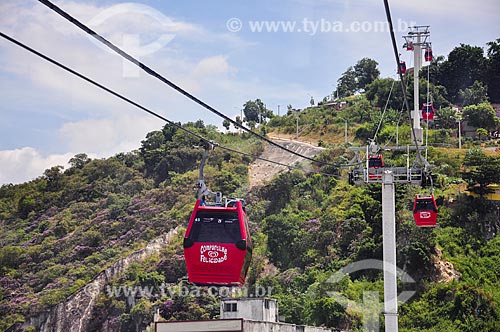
[453,103,500,139]
[321,100,347,110]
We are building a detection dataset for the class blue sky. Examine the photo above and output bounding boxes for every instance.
[0,0,499,184]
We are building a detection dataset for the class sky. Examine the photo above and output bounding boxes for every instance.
[0,0,499,185]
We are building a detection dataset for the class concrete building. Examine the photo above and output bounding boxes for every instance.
[153,298,338,332]
[220,297,278,322]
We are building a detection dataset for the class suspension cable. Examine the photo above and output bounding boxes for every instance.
[0,30,338,178]
[373,78,396,142]
[383,0,420,152]
[37,0,339,168]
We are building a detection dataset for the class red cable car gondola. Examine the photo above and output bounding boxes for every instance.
[424,47,433,62]
[406,41,414,51]
[421,103,435,121]
[183,198,252,286]
[399,61,407,74]
[413,194,438,227]
[368,154,384,180]
[183,142,252,286]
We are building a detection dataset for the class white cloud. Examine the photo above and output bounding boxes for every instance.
[59,114,160,156]
[193,55,234,77]
[0,147,73,185]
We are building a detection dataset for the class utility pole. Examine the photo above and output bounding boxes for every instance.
[457,118,462,149]
[296,111,299,139]
[403,26,431,146]
[345,119,348,144]
[278,104,281,138]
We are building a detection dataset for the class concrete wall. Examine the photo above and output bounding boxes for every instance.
[243,320,333,332]
[242,320,295,332]
[155,319,334,332]
[220,298,277,322]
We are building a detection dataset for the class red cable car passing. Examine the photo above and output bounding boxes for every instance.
[406,41,414,51]
[421,103,435,121]
[183,198,252,286]
[399,61,407,74]
[424,47,433,62]
[368,155,384,168]
[183,142,252,286]
[367,154,384,180]
[413,194,438,227]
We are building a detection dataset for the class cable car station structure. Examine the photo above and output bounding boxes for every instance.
[402,25,433,145]
[347,141,435,332]
[348,14,436,331]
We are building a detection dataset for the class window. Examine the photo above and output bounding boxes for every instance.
[415,199,437,212]
[264,299,270,309]
[224,302,237,312]
[188,211,241,243]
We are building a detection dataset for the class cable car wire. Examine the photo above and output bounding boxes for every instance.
[0,30,338,179]
[383,0,420,151]
[373,77,396,142]
[37,0,339,169]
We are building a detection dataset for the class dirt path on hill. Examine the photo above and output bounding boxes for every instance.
[248,137,325,188]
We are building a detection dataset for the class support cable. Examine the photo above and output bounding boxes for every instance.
[0,30,338,178]
[383,0,420,152]
[37,0,338,168]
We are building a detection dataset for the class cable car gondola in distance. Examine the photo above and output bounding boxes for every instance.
[399,61,407,74]
[367,154,384,180]
[368,155,384,168]
[413,194,438,227]
[183,142,252,287]
[424,47,433,62]
[421,103,435,121]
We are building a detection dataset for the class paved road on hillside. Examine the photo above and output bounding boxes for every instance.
[248,138,325,188]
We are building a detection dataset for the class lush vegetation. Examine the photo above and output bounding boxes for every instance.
[1,38,500,332]
[0,122,261,331]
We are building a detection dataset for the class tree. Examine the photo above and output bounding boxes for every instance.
[462,102,499,131]
[458,80,489,106]
[365,78,403,110]
[462,148,500,196]
[486,38,500,103]
[335,58,380,98]
[242,99,271,124]
[435,107,460,129]
[43,165,65,191]
[476,128,488,140]
[69,153,90,169]
[335,67,357,98]
[435,44,488,103]
[139,130,167,178]
[235,116,242,133]
[354,57,380,91]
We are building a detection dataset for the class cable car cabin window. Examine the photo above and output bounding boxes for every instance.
[414,199,437,212]
[188,211,241,243]
[368,157,383,168]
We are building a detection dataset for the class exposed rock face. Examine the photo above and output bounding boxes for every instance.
[23,228,179,332]
[431,247,461,283]
[249,138,324,188]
